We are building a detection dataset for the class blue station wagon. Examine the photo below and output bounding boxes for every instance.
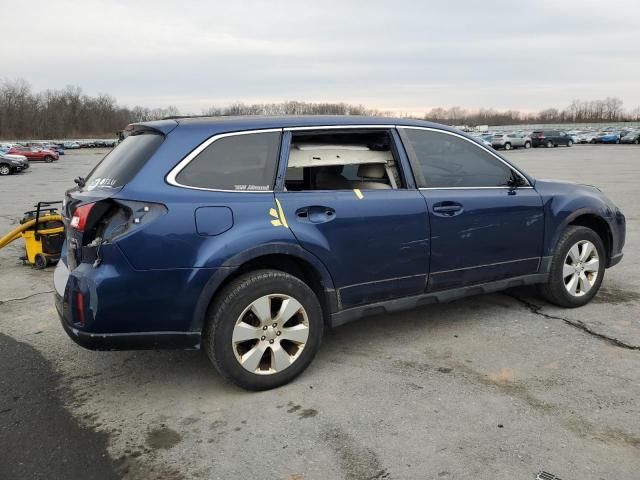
[54,116,626,390]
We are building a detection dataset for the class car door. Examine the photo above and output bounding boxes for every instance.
[558,131,568,145]
[398,126,545,292]
[274,127,430,309]
[508,134,522,148]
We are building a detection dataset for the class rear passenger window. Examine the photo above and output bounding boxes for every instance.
[401,128,516,188]
[283,130,404,191]
[175,131,281,191]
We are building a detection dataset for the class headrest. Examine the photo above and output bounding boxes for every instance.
[357,164,386,179]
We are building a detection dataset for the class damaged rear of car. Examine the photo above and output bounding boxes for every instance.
[54,121,201,349]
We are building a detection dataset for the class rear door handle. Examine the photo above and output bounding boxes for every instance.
[432,202,463,217]
[295,206,336,223]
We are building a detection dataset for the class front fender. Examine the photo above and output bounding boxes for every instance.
[535,180,622,258]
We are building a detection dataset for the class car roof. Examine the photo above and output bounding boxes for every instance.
[132,115,461,136]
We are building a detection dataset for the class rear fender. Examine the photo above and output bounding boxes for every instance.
[189,242,337,332]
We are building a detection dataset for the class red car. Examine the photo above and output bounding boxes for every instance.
[7,147,59,162]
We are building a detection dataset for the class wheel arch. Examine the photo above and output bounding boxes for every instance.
[190,243,338,334]
[567,213,612,261]
[550,210,613,263]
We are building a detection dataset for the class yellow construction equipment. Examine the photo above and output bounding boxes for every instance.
[0,201,64,269]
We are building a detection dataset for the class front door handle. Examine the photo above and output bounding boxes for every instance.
[432,202,463,217]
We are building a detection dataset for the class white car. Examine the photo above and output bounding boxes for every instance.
[491,133,532,150]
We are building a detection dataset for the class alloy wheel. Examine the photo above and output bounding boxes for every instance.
[232,294,310,375]
[563,240,599,297]
[0,165,10,176]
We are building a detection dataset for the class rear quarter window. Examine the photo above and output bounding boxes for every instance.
[174,131,281,191]
[85,133,163,190]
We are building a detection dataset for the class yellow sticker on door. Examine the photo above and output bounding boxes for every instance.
[269,198,289,228]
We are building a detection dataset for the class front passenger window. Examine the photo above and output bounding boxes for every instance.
[401,128,518,188]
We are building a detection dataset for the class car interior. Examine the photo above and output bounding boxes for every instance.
[284,131,403,191]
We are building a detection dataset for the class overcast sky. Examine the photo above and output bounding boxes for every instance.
[2,0,639,114]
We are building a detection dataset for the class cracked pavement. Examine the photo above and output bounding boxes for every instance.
[1,146,639,479]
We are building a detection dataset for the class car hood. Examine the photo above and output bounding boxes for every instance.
[2,154,28,162]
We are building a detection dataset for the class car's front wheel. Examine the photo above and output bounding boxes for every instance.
[539,226,605,307]
[44,156,53,163]
[524,141,531,149]
[204,269,323,390]
[546,140,554,148]
[567,140,573,147]
[0,164,10,176]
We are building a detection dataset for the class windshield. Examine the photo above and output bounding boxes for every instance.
[84,132,163,190]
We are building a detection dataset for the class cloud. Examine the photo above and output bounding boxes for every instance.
[2,0,639,113]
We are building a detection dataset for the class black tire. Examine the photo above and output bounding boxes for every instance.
[203,269,323,390]
[524,141,531,149]
[546,140,553,148]
[538,226,606,308]
[590,139,596,144]
[567,140,573,147]
[504,142,512,150]
[44,156,53,163]
[34,253,48,269]
[0,163,10,176]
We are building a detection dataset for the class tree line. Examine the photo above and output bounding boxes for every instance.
[1,78,639,139]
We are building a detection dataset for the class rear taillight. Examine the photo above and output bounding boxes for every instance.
[75,291,85,326]
[70,202,96,232]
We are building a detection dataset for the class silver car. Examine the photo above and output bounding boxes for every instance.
[491,133,532,150]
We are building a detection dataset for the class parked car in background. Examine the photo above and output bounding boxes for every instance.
[44,143,65,155]
[63,141,81,149]
[531,130,573,148]
[593,132,621,144]
[7,146,59,162]
[566,130,581,143]
[491,133,531,150]
[621,131,640,144]
[0,152,29,175]
[55,116,625,390]
[78,140,96,148]
[574,131,594,144]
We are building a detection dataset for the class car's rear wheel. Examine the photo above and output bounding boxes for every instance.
[539,226,605,308]
[203,269,323,390]
[44,156,53,163]
[524,141,531,149]
[567,140,573,147]
[0,164,10,176]
[504,142,511,150]
[546,140,553,148]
